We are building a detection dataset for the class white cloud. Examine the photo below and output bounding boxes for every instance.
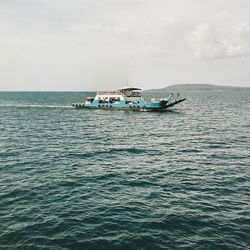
[187,21,250,59]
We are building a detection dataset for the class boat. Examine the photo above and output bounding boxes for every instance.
[72,87,186,111]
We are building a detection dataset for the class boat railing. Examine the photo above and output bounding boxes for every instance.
[97,91,122,95]
[122,91,141,97]
[96,90,141,97]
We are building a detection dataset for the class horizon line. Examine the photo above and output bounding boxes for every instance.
[0,83,249,92]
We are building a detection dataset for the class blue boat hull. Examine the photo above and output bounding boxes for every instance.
[72,98,186,111]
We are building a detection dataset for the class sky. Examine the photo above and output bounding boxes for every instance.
[0,0,250,91]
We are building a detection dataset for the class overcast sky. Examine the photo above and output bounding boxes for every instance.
[0,0,250,90]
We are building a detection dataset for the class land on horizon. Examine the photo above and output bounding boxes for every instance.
[144,83,250,92]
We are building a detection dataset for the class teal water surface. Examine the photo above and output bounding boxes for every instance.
[0,91,249,249]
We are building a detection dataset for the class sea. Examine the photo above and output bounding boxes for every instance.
[0,91,249,250]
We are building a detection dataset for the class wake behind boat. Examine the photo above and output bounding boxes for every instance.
[72,87,186,111]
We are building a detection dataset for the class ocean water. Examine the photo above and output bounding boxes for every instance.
[0,91,249,250]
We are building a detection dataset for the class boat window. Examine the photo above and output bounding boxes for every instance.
[98,97,109,103]
[122,90,141,97]
[109,97,120,104]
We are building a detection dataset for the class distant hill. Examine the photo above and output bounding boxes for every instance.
[145,84,250,92]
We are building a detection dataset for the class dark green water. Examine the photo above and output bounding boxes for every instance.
[0,91,249,250]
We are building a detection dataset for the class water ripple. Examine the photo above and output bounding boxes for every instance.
[0,91,249,249]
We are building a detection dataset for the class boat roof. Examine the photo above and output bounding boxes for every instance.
[118,87,142,91]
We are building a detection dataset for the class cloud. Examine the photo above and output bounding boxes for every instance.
[187,21,250,59]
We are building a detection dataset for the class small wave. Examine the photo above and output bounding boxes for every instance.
[66,147,147,159]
